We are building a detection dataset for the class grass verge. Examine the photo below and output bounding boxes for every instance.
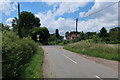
[64,41,119,61]
[20,47,44,78]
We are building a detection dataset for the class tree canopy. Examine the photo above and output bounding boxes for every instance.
[12,11,41,38]
[31,27,50,44]
[99,27,108,38]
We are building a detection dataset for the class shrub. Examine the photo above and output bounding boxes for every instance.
[2,31,39,78]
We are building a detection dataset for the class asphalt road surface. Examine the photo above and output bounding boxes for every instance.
[41,45,118,79]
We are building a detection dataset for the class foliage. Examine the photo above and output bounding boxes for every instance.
[99,27,108,38]
[78,31,85,41]
[2,30,39,78]
[55,29,60,38]
[65,27,119,44]
[108,27,120,44]
[0,23,10,31]
[64,41,119,61]
[0,23,3,31]
[85,32,96,39]
[65,32,69,39]
[63,40,69,44]
[12,17,19,32]
[20,47,44,78]
[31,27,50,44]
[71,38,76,43]
[48,29,64,45]
[12,11,41,38]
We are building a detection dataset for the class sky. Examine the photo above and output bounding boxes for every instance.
[0,0,119,36]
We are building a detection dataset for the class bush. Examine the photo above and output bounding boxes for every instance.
[71,38,76,43]
[2,31,39,78]
[63,40,69,44]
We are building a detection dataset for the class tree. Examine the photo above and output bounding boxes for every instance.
[48,29,64,45]
[1,24,10,31]
[13,11,41,38]
[12,17,18,31]
[108,27,120,43]
[55,29,60,38]
[99,27,107,38]
[31,27,50,44]
[65,32,69,40]
[48,34,57,45]
[85,32,96,39]
[79,31,85,41]
[0,23,4,31]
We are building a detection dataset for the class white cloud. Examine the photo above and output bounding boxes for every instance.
[2,0,118,2]
[78,18,118,33]
[0,0,17,16]
[77,0,118,32]
[79,12,85,17]
[41,0,118,2]
[84,2,118,19]
[6,18,14,26]
[54,2,89,16]
[43,2,89,16]
[35,10,75,36]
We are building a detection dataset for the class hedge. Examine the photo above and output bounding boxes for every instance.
[2,30,39,78]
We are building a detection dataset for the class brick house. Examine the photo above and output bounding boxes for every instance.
[66,31,80,40]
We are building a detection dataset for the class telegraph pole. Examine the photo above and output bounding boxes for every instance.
[76,18,78,42]
[18,3,20,19]
[18,3,21,37]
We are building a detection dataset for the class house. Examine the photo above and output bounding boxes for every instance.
[66,31,80,40]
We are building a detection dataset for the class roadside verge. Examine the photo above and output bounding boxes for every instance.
[20,47,44,78]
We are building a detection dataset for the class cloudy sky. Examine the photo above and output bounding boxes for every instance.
[0,0,119,36]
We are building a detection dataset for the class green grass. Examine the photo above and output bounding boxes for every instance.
[20,47,44,78]
[64,41,119,61]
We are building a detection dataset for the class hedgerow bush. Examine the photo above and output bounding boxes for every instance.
[2,30,39,78]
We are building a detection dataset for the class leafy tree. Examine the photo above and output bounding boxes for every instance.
[12,11,41,38]
[0,23,4,31]
[59,36,64,40]
[12,17,19,32]
[31,27,50,44]
[93,33,101,43]
[48,34,57,45]
[79,31,85,41]
[0,23,10,31]
[99,27,108,38]
[55,29,60,38]
[2,25,10,31]
[108,27,120,43]
[65,32,69,40]
[85,32,96,39]
[48,29,64,45]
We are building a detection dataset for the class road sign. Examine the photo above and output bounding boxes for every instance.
[36,34,40,42]
[36,34,40,38]
[37,38,39,41]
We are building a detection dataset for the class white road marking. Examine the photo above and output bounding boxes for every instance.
[62,54,77,64]
[95,75,103,80]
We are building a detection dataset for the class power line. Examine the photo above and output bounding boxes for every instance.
[80,1,119,20]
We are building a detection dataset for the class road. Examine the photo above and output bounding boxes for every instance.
[41,45,118,79]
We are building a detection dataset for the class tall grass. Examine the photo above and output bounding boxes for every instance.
[64,41,119,61]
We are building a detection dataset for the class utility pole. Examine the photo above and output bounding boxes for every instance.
[76,18,78,42]
[18,3,20,19]
[18,3,21,37]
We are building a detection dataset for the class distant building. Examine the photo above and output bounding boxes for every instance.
[66,31,80,40]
